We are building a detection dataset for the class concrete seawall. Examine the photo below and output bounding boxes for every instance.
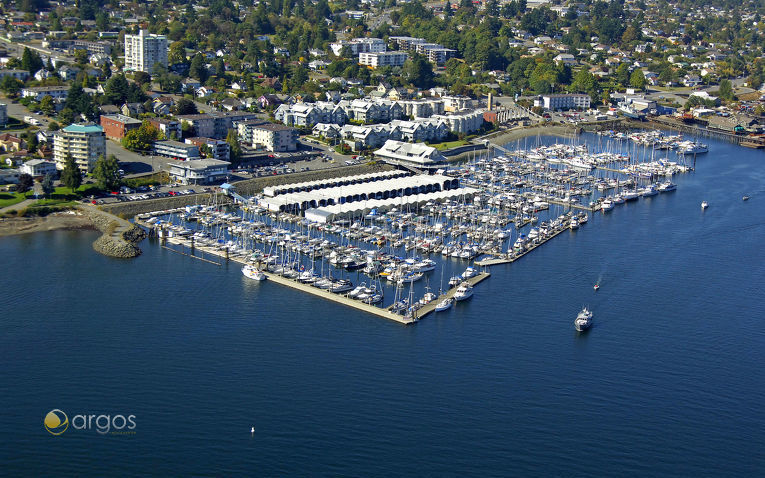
[100,193,232,219]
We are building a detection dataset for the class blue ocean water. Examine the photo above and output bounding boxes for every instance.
[2,133,765,476]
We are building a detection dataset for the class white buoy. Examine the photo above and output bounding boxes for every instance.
[250,427,255,433]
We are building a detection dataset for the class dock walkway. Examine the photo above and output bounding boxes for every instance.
[475,222,570,267]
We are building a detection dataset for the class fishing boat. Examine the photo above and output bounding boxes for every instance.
[593,284,600,291]
[241,264,267,281]
[743,195,750,201]
[701,201,709,209]
[434,297,454,312]
[453,282,474,301]
[574,307,593,331]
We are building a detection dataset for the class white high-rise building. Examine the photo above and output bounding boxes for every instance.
[53,124,106,173]
[124,29,168,73]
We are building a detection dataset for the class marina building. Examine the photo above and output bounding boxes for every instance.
[124,29,168,73]
[153,140,200,161]
[100,114,142,140]
[53,123,106,173]
[167,158,230,185]
[373,140,447,171]
[261,174,459,213]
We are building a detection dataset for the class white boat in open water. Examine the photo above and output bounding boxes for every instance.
[574,307,593,331]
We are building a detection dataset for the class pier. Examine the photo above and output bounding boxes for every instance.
[475,220,571,267]
[155,232,496,325]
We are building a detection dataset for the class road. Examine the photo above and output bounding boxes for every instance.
[3,99,50,128]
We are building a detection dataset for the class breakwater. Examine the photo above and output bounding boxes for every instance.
[80,205,147,258]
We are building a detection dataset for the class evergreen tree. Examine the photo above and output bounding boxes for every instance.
[189,53,208,82]
[92,154,122,191]
[17,173,33,194]
[41,173,55,197]
[226,129,242,164]
[61,154,82,193]
[21,47,43,74]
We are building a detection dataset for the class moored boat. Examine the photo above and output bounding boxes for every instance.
[241,264,267,281]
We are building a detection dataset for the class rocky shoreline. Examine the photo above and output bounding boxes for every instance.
[0,207,147,259]
[81,205,147,258]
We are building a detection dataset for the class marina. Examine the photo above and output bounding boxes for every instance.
[133,130,702,325]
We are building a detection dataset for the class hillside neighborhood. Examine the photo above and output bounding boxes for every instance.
[1,0,765,211]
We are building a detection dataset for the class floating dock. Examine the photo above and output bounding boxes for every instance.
[157,233,494,325]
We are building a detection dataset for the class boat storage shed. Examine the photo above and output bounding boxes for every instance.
[304,188,480,223]
[260,174,460,213]
[263,170,410,197]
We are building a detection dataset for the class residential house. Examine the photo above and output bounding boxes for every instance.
[0,133,26,152]
[121,102,144,117]
[20,159,57,177]
[152,96,175,115]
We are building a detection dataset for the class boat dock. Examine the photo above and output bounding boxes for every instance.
[543,198,597,212]
[413,272,491,319]
[475,221,570,267]
[157,233,495,325]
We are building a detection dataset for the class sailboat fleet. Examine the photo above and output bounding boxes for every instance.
[141,130,701,322]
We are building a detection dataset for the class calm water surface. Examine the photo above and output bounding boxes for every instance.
[2,134,765,476]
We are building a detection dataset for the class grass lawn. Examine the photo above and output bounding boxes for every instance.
[430,140,470,151]
[123,172,170,188]
[0,191,29,208]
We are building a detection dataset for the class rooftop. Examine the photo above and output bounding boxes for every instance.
[62,123,104,134]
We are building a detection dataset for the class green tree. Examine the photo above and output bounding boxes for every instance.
[17,173,34,193]
[104,74,130,104]
[133,71,152,87]
[101,61,112,79]
[630,70,646,90]
[0,76,23,95]
[21,47,43,74]
[48,121,60,131]
[41,173,55,197]
[92,154,122,191]
[121,121,162,152]
[615,63,630,86]
[61,154,82,193]
[40,95,55,116]
[226,129,242,163]
[189,53,208,82]
[175,98,198,115]
[402,54,435,89]
[718,78,734,101]
[168,42,187,65]
[74,49,90,65]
